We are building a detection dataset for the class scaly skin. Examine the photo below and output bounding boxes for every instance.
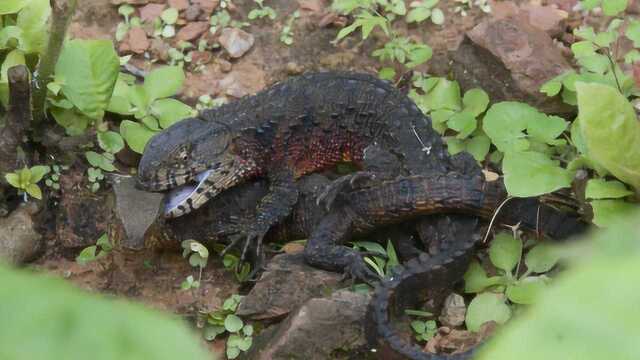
[137,71,472,269]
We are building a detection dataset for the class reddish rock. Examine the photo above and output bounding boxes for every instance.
[218,27,255,58]
[298,0,325,13]
[452,17,573,114]
[190,0,219,15]
[184,4,202,21]
[168,0,189,10]
[217,58,232,72]
[128,26,150,54]
[190,50,212,64]
[139,3,165,22]
[521,4,568,37]
[149,38,171,62]
[175,21,209,42]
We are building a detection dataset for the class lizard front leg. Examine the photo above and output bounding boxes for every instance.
[225,170,299,274]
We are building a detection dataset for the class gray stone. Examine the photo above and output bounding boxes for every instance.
[218,27,255,58]
[244,290,371,360]
[110,175,164,250]
[452,17,573,114]
[438,293,466,327]
[0,203,42,264]
[237,253,343,320]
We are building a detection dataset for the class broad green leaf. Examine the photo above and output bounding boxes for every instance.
[411,320,426,333]
[463,88,490,116]
[25,183,42,199]
[0,50,25,82]
[161,8,179,24]
[406,45,432,68]
[576,82,640,190]
[5,173,21,188]
[601,0,628,16]
[224,315,243,333]
[581,0,601,10]
[464,261,505,293]
[16,0,50,54]
[150,99,193,129]
[188,253,207,268]
[226,346,240,359]
[505,276,547,304]
[483,102,536,152]
[0,26,24,50]
[466,133,491,162]
[574,26,596,41]
[626,20,640,47]
[585,179,633,199]
[489,233,522,273]
[526,115,567,145]
[446,137,464,155]
[120,120,158,154]
[50,107,92,136]
[525,244,560,273]
[406,7,430,23]
[447,111,476,139]
[55,40,120,119]
[502,151,573,197]
[76,245,98,265]
[430,8,444,25]
[0,0,27,14]
[540,79,562,97]
[204,325,226,341]
[578,54,610,75]
[335,22,359,41]
[465,293,511,332]
[378,67,396,80]
[426,78,461,111]
[477,215,640,360]
[107,75,133,115]
[430,109,454,134]
[29,165,50,183]
[98,131,125,154]
[143,66,185,101]
[571,41,596,58]
[591,199,638,227]
[0,265,211,360]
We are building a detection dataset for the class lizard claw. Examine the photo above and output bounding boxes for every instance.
[341,252,383,287]
[316,171,378,212]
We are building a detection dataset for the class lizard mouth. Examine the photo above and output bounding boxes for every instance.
[164,170,213,216]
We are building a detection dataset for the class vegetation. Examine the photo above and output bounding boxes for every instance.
[203,294,254,359]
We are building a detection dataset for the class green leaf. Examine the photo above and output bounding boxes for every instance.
[502,151,573,197]
[489,233,522,273]
[406,7,431,23]
[29,165,50,183]
[601,0,628,16]
[5,173,21,188]
[540,79,562,97]
[120,120,158,154]
[226,346,240,359]
[0,26,24,50]
[242,325,253,336]
[411,320,426,333]
[405,309,434,317]
[483,102,536,153]
[430,8,444,25]
[426,78,461,111]
[463,88,490,116]
[335,22,359,41]
[143,66,185,101]
[576,82,640,190]
[465,293,511,332]
[150,99,193,129]
[97,131,125,154]
[224,314,244,333]
[25,184,42,199]
[591,199,638,227]
[505,276,547,305]
[626,20,640,47]
[464,261,505,293]
[16,0,50,54]
[204,325,226,341]
[352,241,387,256]
[378,67,396,80]
[466,133,491,162]
[571,41,596,58]
[161,8,179,24]
[1,49,25,82]
[525,244,560,273]
[406,44,432,68]
[0,0,28,14]
[50,107,92,136]
[0,265,211,359]
[585,179,633,199]
[55,40,120,120]
[527,115,568,146]
[447,111,476,139]
[76,246,98,265]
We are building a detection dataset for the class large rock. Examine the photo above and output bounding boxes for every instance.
[452,16,573,114]
[244,290,371,360]
[0,202,42,264]
[237,253,343,320]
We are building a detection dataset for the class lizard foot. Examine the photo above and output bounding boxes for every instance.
[341,252,384,287]
[316,171,378,211]
[220,226,269,280]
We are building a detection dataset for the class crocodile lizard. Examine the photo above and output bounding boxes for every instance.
[137,71,475,274]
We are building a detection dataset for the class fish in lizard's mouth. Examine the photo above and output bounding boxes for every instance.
[163,170,214,217]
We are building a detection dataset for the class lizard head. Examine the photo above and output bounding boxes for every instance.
[137,117,257,218]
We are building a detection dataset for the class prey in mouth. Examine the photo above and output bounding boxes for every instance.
[136,117,258,218]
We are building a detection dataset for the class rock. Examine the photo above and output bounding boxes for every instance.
[451,17,573,114]
[285,62,304,75]
[237,253,343,320]
[109,175,164,250]
[522,4,568,38]
[0,203,42,264]
[218,62,266,98]
[56,170,109,249]
[128,26,150,54]
[139,3,165,22]
[218,27,255,58]
[438,293,466,327]
[168,0,189,10]
[425,322,496,355]
[175,21,209,42]
[245,289,370,360]
[190,50,212,65]
[184,5,202,21]
[190,0,219,15]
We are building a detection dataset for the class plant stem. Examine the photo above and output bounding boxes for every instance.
[0,65,32,175]
[32,0,78,124]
